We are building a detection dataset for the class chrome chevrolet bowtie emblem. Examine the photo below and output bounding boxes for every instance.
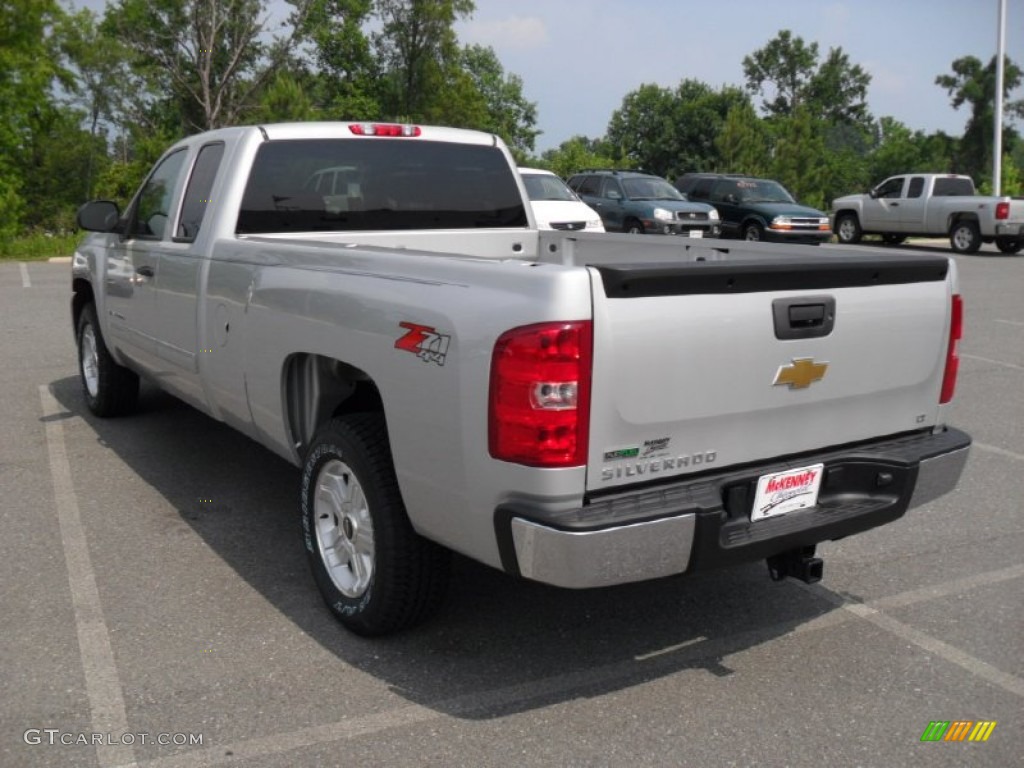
[773,358,828,389]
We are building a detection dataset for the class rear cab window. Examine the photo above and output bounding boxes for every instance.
[237,139,528,233]
[933,177,975,197]
[177,142,225,241]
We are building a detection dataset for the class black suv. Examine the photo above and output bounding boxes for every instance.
[675,173,831,244]
[566,169,720,237]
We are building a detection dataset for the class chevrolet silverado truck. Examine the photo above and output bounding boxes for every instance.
[832,173,1024,254]
[72,122,971,635]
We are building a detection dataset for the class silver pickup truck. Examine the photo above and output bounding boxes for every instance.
[72,122,971,635]
[832,173,1024,254]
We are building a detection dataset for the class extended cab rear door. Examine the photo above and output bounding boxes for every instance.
[584,253,954,493]
[104,148,190,371]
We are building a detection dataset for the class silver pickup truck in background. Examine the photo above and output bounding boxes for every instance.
[832,173,1024,254]
[73,122,971,635]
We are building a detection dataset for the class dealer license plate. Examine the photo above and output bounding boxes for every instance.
[751,463,824,522]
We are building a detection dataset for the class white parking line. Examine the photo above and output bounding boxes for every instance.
[961,353,1024,372]
[993,319,1024,327]
[39,386,137,768]
[843,602,1024,698]
[975,441,1024,463]
[797,579,1024,701]
[130,561,1024,768]
[20,262,31,287]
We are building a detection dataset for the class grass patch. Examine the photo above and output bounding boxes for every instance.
[0,232,80,261]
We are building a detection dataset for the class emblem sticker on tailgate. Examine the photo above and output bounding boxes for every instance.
[751,463,824,521]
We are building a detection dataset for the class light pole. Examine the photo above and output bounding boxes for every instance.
[993,0,1006,195]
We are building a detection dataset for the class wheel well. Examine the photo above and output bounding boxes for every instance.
[948,213,979,230]
[283,353,383,458]
[72,278,94,331]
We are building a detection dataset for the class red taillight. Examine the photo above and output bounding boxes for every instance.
[940,294,963,404]
[348,123,421,137]
[995,201,1010,220]
[489,321,592,467]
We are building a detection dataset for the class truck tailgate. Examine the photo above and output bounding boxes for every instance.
[586,255,954,492]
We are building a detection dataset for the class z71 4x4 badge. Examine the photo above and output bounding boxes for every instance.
[395,322,451,366]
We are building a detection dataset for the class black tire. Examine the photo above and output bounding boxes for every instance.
[76,303,139,417]
[624,218,645,235]
[949,220,981,254]
[996,237,1022,254]
[835,213,862,244]
[881,234,906,245]
[743,222,764,241]
[301,412,450,636]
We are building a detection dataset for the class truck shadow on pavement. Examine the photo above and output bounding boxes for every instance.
[50,375,838,721]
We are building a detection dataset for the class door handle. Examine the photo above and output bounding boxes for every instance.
[889,202,900,207]
[136,265,155,277]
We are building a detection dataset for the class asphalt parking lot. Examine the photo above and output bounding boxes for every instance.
[1,242,1021,768]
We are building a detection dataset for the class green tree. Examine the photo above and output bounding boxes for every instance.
[540,136,618,179]
[459,44,538,158]
[743,30,871,127]
[300,0,378,118]
[769,107,827,209]
[716,101,771,176]
[936,54,1024,183]
[0,0,70,238]
[372,0,474,120]
[605,83,676,173]
[606,80,747,178]
[103,0,312,132]
[251,71,318,123]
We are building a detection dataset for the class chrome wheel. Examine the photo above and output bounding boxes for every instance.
[836,214,861,244]
[950,221,980,254]
[314,459,375,598]
[81,324,100,397]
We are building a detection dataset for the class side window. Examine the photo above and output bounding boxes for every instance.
[576,175,601,196]
[177,142,225,241]
[907,177,925,198]
[600,178,623,199]
[709,181,732,203]
[876,177,905,199]
[690,178,714,200]
[131,149,188,239]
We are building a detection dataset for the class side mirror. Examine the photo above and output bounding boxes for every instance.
[77,200,121,232]
[868,188,879,199]
[725,193,737,204]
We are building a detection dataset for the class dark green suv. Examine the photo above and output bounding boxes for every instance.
[675,173,831,244]
[566,169,720,237]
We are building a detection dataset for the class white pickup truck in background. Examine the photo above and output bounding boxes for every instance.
[72,122,971,635]
[832,173,1024,254]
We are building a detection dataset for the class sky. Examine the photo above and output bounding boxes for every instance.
[454,0,1024,152]
[73,0,1024,154]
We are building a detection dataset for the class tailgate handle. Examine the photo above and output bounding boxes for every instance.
[773,296,836,340]
[789,304,825,326]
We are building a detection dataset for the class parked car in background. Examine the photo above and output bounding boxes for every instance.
[566,169,720,237]
[519,167,604,232]
[831,174,1024,254]
[676,173,831,245]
